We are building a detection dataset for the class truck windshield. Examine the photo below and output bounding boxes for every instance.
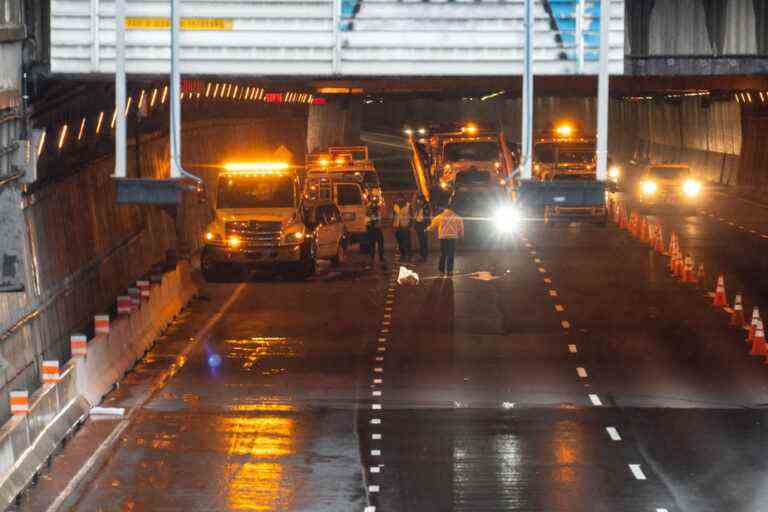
[535,143,595,164]
[649,167,689,179]
[558,151,594,163]
[217,176,294,208]
[444,141,499,162]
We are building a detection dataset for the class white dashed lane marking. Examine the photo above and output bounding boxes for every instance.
[368,485,380,493]
[372,404,382,410]
[549,289,558,297]
[561,320,571,329]
[370,418,381,424]
[576,367,588,378]
[538,267,547,273]
[371,433,382,440]
[568,344,578,353]
[589,394,603,406]
[555,304,565,312]
[543,278,552,284]
[606,427,622,441]
[629,464,647,480]
[371,449,381,456]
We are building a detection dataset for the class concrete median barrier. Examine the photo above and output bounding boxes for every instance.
[0,262,197,509]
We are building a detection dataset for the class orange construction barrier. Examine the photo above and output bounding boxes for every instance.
[731,294,746,328]
[750,319,767,356]
[712,274,727,307]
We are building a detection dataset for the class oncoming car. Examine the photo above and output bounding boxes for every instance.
[637,164,703,212]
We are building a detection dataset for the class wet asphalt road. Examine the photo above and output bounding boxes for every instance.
[13,190,768,512]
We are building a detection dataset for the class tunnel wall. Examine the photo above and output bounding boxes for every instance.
[0,114,306,423]
[307,98,362,154]
[609,97,742,185]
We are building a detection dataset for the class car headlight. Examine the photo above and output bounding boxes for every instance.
[683,179,701,197]
[227,235,242,248]
[609,167,620,179]
[492,206,520,234]
[440,180,449,190]
[205,230,224,244]
[282,227,305,244]
[641,180,657,195]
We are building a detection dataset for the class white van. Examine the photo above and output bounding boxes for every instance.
[303,174,367,245]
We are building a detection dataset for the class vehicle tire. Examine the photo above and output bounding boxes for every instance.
[331,241,346,267]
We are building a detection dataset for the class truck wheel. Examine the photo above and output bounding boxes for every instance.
[291,241,317,279]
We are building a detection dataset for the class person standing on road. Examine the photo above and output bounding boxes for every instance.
[426,202,464,276]
[413,196,431,263]
[392,194,412,261]
[366,203,386,270]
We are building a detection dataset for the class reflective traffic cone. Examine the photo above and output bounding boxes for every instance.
[697,263,706,285]
[674,250,686,279]
[655,226,666,254]
[748,306,760,344]
[750,319,767,356]
[731,294,746,328]
[683,255,697,283]
[712,274,727,307]
[640,217,649,243]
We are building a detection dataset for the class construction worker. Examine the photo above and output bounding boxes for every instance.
[413,196,431,263]
[392,194,412,261]
[365,203,386,270]
[426,201,464,276]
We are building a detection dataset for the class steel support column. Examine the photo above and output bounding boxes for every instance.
[596,0,610,181]
[520,0,533,180]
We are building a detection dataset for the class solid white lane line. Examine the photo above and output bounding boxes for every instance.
[568,344,578,353]
[589,394,603,406]
[606,427,622,441]
[629,464,647,480]
[576,367,588,378]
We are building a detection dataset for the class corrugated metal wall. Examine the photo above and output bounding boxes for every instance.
[627,0,766,56]
[610,97,742,184]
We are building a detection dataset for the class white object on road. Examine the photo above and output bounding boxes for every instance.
[90,407,125,416]
[397,266,420,286]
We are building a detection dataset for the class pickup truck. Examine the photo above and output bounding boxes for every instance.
[516,179,607,227]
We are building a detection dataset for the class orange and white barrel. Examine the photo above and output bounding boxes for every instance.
[42,360,61,384]
[71,334,87,358]
[10,390,30,415]
[137,280,150,299]
[117,295,132,315]
[95,314,110,335]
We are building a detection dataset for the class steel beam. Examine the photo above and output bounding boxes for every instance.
[596,0,610,181]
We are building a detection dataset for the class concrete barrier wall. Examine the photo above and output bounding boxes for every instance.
[0,114,305,425]
[0,262,196,510]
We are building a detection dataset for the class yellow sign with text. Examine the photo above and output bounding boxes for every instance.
[125,17,234,31]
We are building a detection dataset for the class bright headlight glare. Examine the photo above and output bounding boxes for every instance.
[609,167,620,179]
[683,179,701,196]
[205,231,222,242]
[493,206,519,233]
[227,235,242,248]
[641,180,657,195]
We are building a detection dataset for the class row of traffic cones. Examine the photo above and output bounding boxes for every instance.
[612,202,768,364]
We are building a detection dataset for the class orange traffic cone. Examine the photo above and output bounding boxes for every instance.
[750,319,767,356]
[748,306,760,344]
[674,250,686,279]
[640,217,649,243]
[731,294,746,328]
[712,274,727,307]
[696,263,706,285]
[683,255,697,283]
[655,226,666,254]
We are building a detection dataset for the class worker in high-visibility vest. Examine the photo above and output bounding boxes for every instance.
[426,202,464,276]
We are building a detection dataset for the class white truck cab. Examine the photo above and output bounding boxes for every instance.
[202,162,343,280]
